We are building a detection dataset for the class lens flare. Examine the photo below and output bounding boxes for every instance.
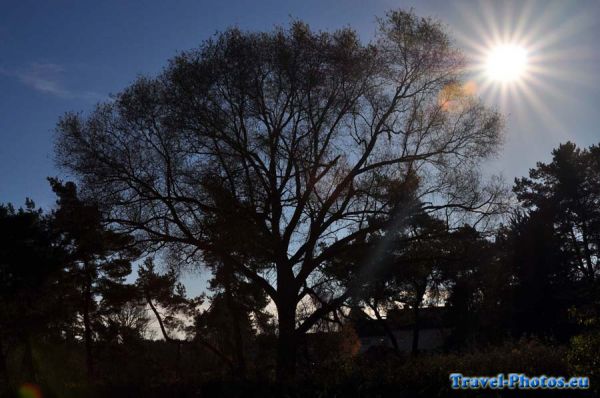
[18,383,42,398]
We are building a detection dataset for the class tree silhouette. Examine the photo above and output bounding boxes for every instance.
[514,142,600,285]
[205,258,273,377]
[443,225,512,346]
[0,201,64,385]
[507,210,568,337]
[511,141,600,338]
[50,179,139,379]
[135,257,206,379]
[55,10,505,380]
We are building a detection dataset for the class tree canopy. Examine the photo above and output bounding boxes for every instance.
[55,10,506,380]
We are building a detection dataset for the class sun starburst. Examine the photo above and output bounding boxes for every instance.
[451,0,593,135]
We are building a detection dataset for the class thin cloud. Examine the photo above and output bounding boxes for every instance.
[18,63,68,96]
[0,62,107,101]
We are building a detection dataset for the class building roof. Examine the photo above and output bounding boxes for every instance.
[353,306,450,338]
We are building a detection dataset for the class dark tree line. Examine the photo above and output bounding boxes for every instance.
[2,8,600,397]
[2,140,600,394]
[0,180,267,393]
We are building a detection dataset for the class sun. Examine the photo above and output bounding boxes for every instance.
[450,1,593,134]
[486,44,528,82]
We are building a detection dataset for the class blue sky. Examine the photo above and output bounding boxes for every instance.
[1,0,599,211]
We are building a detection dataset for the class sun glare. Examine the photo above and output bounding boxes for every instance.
[451,1,593,134]
[486,44,528,82]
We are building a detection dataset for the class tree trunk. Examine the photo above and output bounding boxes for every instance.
[0,335,8,385]
[22,334,37,383]
[276,301,297,383]
[579,222,595,282]
[146,296,179,377]
[370,302,401,356]
[223,262,246,378]
[82,272,94,379]
[21,297,38,383]
[411,304,420,356]
[175,341,183,380]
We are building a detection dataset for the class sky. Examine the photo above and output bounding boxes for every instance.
[1,0,599,210]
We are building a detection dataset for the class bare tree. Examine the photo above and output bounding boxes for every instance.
[55,10,505,380]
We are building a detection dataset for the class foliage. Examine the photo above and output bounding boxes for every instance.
[2,6,600,396]
[569,332,600,394]
[54,8,505,379]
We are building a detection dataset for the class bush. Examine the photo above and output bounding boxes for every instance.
[318,338,573,397]
[569,332,600,393]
